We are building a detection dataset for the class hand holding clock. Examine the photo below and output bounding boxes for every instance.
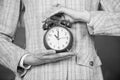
[43,4,90,23]
[24,50,75,66]
[43,4,90,52]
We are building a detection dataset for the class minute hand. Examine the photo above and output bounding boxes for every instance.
[57,29,60,40]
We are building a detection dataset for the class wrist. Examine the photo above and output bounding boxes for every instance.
[20,54,31,69]
[24,54,41,66]
[24,54,34,65]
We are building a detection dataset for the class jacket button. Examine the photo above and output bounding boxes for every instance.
[89,61,94,66]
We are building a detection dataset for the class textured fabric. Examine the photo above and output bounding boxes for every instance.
[88,0,120,36]
[0,0,28,78]
[0,0,120,80]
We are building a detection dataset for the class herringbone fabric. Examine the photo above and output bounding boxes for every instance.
[0,0,120,80]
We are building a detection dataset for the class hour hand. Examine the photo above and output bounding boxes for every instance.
[54,29,60,40]
[54,35,59,40]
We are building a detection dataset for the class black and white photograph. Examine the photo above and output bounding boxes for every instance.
[0,0,120,80]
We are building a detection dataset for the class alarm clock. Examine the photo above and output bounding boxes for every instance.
[43,13,73,53]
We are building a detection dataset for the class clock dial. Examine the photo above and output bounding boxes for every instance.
[45,26,71,50]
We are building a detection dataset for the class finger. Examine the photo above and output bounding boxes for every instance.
[55,55,73,61]
[41,55,72,64]
[42,6,62,21]
[64,15,74,23]
[43,52,74,63]
[44,52,74,59]
[43,53,72,60]
[50,9,63,17]
[43,50,56,55]
[40,52,75,64]
[47,6,64,18]
[58,52,75,57]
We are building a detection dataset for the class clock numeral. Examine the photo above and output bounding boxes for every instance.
[58,46,60,49]
[48,34,52,36]
[50,43,52,45]
[47,38,50,40]
[65,32,67,35]
[66,42,68,44]
[66,37,69,40]
[52,30,54,33]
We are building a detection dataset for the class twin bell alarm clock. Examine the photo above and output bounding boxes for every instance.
[43,13,73,53]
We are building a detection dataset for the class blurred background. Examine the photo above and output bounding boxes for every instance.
[0,25,120,80]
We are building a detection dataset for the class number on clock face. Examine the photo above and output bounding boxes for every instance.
[45,26,70,50]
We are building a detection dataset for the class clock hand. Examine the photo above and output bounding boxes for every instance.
[57,28,60,40]
[54,35,59,40]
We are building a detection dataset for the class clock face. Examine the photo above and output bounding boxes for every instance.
[44,26,72,51]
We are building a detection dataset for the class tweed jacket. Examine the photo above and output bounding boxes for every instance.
[0,0,120,80]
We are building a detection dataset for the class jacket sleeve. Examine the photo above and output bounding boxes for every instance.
[87,0,120,36]
[0,0,29,75]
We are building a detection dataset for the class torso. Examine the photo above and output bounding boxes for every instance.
[22,0,101,80]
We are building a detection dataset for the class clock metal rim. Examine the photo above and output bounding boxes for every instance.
[43,26,73,53]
